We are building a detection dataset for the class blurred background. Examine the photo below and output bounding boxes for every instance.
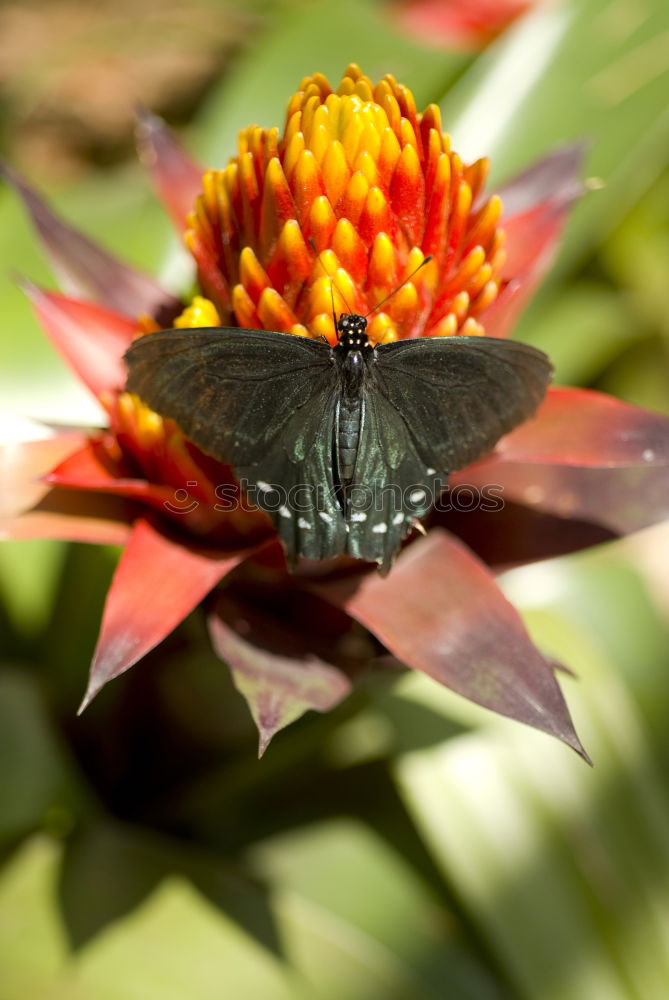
[1,0,669,996]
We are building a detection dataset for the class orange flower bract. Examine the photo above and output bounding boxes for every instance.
[186,63,504,345]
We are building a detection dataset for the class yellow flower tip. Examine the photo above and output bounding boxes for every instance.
[431,313,459,338]
[186,65,508,339]
[239,246,271,303]
[392,280,420,318]
[174,296,222,329]
[367,313,398,344]
[232,284,260,328]
[460,317,486,337]
[289,323,311,338]
[137,313,161,335]
[257,286,297,332]
[471,279,500,316]
[115,392,167,451]
[310,312,337,345]
[452,291,471,323]
[309,271,358,319]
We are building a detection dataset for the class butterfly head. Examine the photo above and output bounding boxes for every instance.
[336,313,370,351]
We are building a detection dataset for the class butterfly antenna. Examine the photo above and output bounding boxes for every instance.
[364,255,432,318]
[308,238,355,334]
[329,278,337,334]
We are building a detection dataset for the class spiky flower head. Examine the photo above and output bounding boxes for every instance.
[186,63,504,346]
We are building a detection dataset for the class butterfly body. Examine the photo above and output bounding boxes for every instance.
[125,318,552,572]
[333,314,374,494]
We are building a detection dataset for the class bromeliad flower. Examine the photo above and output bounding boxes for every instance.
[3,64,669,758]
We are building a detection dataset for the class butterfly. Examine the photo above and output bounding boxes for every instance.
[124,315,552,572]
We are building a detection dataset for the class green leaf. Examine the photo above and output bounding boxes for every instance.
[0,669,84,845]
[248,817,503,999]
[0,834,302,1000]
[0,838,72,1000]
[395,548,669,1000]
[517,281,644,386]
[0,539,65,639]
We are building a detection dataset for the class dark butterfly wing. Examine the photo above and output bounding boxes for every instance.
[345,391,443,573]
[344,335,552,572]
[124,327,346,562]
[373,336,552,473]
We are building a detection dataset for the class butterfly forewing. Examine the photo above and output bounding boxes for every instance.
[374,336,552,473]
[125,327,344,562]
[125,327,332,467]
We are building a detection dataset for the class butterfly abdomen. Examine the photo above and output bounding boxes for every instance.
[335,346,369,485]
[337,394,363,482]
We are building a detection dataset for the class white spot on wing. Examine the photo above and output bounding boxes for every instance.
[298,517,312,529]
[279,505,291,519]
[372,522,388,534]
[410,489,426,504]
[426,467,436,475]
[318,511,333,524]
[392,513,404,526]
[257,480,272,493]
[351,512,367,522]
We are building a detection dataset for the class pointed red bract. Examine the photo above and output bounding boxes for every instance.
[81,518,248,711]
[484,145,586,339]
[208,591,353,756]
[1,162,178,320]
[393,0,531,48]
[458,461,669,537]
[135,109,205,233]
[452,388,669,535]
[7,489,133,545]
[0,433,87,534]
[313,530,590,760]
[439,499,615,570]
[497,144,586,219]
[45,439,178,509]
[487,388,669,466]
[20,283,134,398]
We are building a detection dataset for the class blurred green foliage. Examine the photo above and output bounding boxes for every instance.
[2,0,669,996]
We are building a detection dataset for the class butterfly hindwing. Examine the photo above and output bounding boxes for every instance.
[345,389,444,572]
[232,385,347,563]
[373,336,552,473]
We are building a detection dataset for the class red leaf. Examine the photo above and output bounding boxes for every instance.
[496,144,586,220]
[81,519,246,711]
[135,109,204,232]
[453,390,669,534]
[20,281,134,398]
[458,462,669,537]
[45,439,177,510]
[0,433,87,531]
[314,530,590,761]
[485,388,669,466]
[393,0,530,48]
[2,162,178,320]
[484,145,586,339]
[434,500,615,570]
[6,488,133,545]
[208,589,353,756]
